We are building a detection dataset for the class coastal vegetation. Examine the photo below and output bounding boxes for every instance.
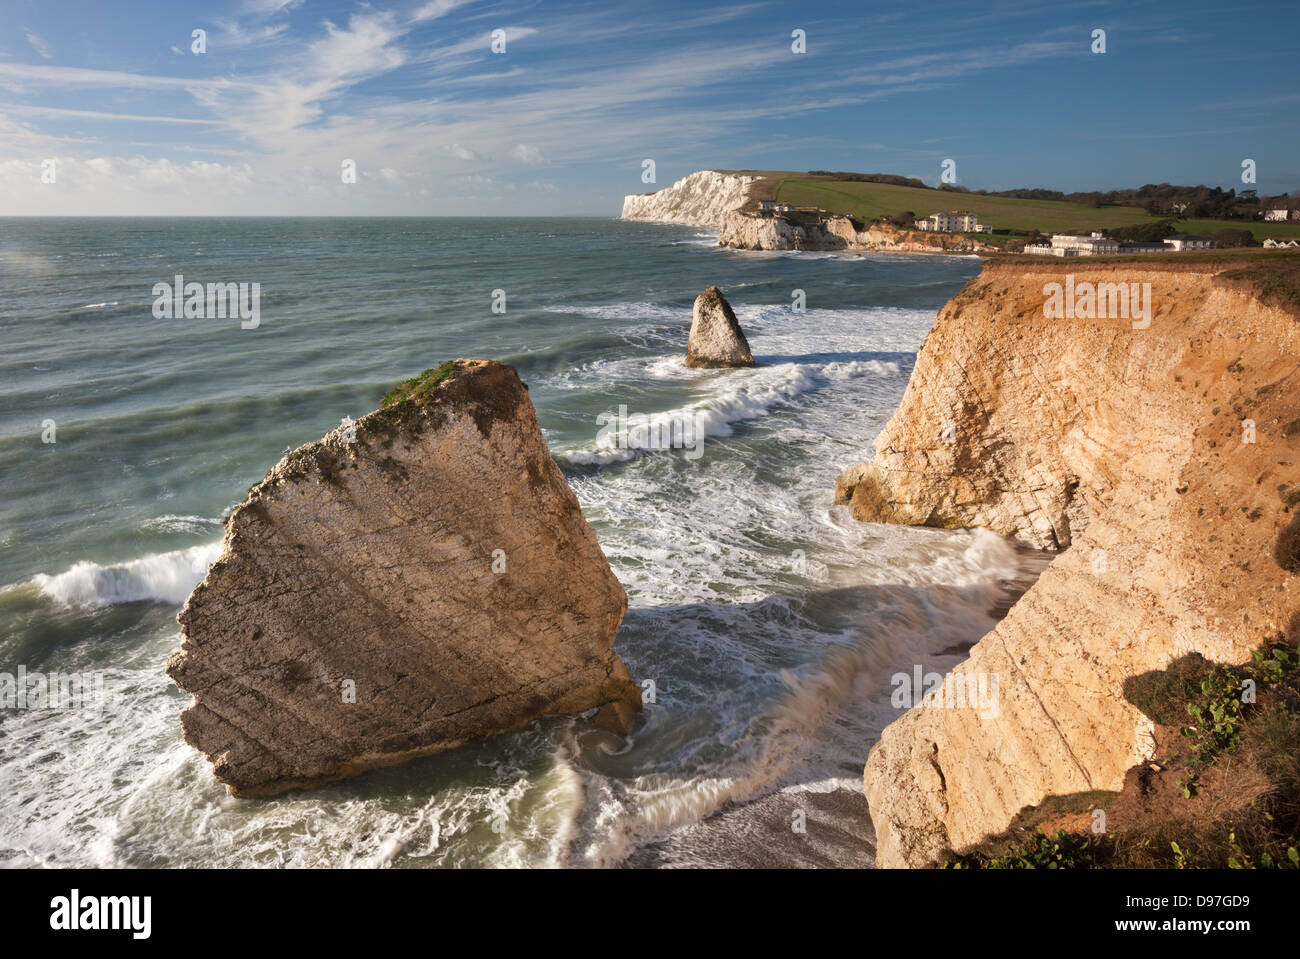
[942,638,1300,869]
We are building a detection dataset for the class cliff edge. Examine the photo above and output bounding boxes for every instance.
[836,258,1300,866]
[167,359,640,797]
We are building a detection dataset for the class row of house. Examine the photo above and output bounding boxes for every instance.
[1263,237,1300,248]
[1264,209,1300,222]
[913,210,993,234]
[1023,232,1216,257]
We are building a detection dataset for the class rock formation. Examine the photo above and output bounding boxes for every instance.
[718,211,989,254]
[685,286,755,369]
[717,211,846,251]
[620,170,763,227]
[837,260,1300,866]
[167,359,641,797]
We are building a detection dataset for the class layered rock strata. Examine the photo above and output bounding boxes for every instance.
[836,261,1300,866]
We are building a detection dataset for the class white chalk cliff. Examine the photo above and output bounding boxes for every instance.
[620,170,763,227]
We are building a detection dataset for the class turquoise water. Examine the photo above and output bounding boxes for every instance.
[0,217,1040,867]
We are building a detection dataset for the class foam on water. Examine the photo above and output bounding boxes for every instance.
[29,543,221,608]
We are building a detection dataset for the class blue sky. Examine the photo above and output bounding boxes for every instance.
[2,0,1297,215]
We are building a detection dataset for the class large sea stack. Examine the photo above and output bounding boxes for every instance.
[685,286,755,368]
[167,359,641,797]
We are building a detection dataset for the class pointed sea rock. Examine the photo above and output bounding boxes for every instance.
[685,286,755,368]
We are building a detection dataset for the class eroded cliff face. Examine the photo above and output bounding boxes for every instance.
[718,212,988,254]
[837,261,1300,866]
[167,359,640,797]
[717,211,844,250]
[620,170,762,227]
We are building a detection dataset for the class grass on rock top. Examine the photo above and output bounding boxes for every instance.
[382,360,460,407]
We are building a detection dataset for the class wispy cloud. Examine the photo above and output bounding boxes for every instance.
[24,30,54,60]
[0,103,225,125]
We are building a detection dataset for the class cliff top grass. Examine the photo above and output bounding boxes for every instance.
[984,248,1300,314]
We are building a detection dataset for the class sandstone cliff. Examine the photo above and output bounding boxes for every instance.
[718,211,988,254]
[167,359,641,797]
[836,260,1300,866]
[620,170,762,227]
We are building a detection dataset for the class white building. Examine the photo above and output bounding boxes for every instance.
[1022,231,1220,256]
[756,200,795,213]
[914,211,992,233]
[1164,234,1215,251]
[1264,209,1289,222]
[1049,234,1120,255]
[1263,237,1300,248]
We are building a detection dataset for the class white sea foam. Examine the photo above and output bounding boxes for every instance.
[139,514,223,535]
[30,542,221,607]
[562,356,899,466]
[542,301,684,323]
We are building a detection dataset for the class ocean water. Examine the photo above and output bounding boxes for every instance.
[0,217,1044,868]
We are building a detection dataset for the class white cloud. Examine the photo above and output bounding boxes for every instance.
[214,19,291,48]
[0,103,223,125]
[443,143,481,161]
[379,167,400,183]
[413,0,470,23]
[511,144,545,165]
[25,30,54,60]
[240,0,302,15]
[0,155,256,209]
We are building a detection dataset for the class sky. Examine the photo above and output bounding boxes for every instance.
[1,0,1297,215]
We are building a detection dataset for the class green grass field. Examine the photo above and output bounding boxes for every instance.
[731,172,1300,242]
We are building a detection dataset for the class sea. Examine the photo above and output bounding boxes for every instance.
[0,217,1047,868]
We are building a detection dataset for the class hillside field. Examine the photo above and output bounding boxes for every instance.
[717,171,1300,242]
